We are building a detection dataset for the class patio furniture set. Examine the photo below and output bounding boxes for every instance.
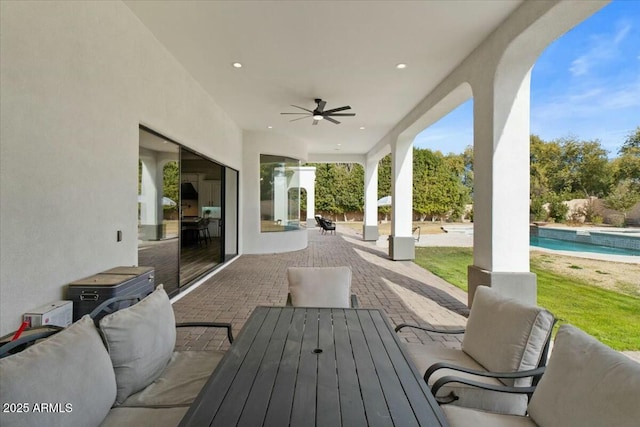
[1,267,638,426]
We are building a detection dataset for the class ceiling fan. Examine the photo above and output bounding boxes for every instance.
[281,98,356,125]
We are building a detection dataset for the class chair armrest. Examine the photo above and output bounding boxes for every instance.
[394,323,465,334]
[89,294,143,320]
[0,326,64,359]
[350,294,359,308]
[431,375,537,403]
[425,362,546,384]
[176,322,234,344]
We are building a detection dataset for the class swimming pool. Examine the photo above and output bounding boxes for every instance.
[530,236,640,256]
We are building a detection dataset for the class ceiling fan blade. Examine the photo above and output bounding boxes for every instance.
[325,113,356,117]
[290,115,311,122]
[291,105,314,113]
[316,99,326,113]
[324,117,341,124]
[323,105,351,114]
[281,112,310,115]
[312,119,319,126]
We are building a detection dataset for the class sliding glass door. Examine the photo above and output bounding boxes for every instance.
[179,148,225,286]
[138,129,181,295]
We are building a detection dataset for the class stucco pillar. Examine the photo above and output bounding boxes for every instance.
[139,156,163,240]
[363,157,379,241]
[389,136,415,260]
[302,167,316,228]
[273,166,287,225]
[470,68,536,305]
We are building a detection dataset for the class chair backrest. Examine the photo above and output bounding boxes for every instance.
[287,266,352,308]
[462,286,555,387]
[528,325,640,427]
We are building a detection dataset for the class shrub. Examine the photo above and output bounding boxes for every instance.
[530,197,547,221]
[548,195,569,223]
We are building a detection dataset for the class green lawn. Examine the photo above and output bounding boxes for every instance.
[414,247,640,351]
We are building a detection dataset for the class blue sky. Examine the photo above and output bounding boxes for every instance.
[414,0,640,158]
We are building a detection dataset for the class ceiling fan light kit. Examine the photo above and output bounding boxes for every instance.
[281,98,356,125]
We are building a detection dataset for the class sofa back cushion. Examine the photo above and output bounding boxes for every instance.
[0,316,116,427]
[528,325,640,427]
[462,286,554,386]
[99,285,176,405]
[287,266,352,308]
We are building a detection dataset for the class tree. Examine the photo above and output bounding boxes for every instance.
[461,145,474,196]
[605,179,640,226]
[313,163,340,218]
[530,135,611,198]
[334,163,364,220]
[619,126,640,155]
[413,148,466,221]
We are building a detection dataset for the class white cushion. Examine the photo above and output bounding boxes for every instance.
[99,285,176,405]
[442,406,538,427]
[100,407,188,427]
[120,350,224,407]
[0,316,116,427]
[287,266,352,308]
[405,343,528,415]
[463,286,554,387]
[528,325,640,427]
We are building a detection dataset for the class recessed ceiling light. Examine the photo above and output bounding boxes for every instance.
[337,143,341,146]
[396,63,407,69]
[232,62,242,68]
[359,127,365,130]
[267,126,273,129]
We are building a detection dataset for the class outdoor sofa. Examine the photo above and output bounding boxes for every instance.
[0,285,232,427]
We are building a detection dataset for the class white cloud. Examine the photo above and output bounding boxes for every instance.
[568,21,632,77]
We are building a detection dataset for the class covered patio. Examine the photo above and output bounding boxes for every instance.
[172,225,469,352]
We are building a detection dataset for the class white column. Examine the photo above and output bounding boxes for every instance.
[469,68,536,305]
[139,156,163,240]
[299,166,316,227]
[388,136,415,260]
[362,157,379,241]
[273,166,287,225]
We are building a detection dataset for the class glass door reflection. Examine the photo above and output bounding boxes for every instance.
[138,128,180,296]
[179,148,224,286]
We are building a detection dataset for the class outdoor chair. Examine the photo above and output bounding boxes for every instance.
[439,324,640,427]
[319,218,336,235]
[395,286,555,415]
[314,215,323,230]
[286,266,358,308]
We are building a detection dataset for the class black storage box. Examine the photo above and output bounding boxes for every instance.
[67,266,154,321]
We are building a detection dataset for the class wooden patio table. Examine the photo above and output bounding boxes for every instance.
[179,306,449,427]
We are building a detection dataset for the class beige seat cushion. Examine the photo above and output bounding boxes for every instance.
[405,343,527,415]
[287,266,352,308]
[442,405,538,427]
[527,325,640,427]
[0,316,116,427]
[99,285,176,405]
[100,407,188,427]
[120,350,225,407]
[463,286,554,387]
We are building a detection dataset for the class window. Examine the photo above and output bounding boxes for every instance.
[260,154,300,232]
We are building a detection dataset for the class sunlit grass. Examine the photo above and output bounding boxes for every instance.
[414,247,640,351]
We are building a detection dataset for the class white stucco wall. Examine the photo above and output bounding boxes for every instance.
[0,1,242,335]
[242,131,308,254]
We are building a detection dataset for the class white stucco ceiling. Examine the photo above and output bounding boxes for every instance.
[124,0,523,155]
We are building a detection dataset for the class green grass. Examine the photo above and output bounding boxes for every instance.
[415,247,640,351]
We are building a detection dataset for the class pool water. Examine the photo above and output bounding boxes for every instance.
[530,236,640,256]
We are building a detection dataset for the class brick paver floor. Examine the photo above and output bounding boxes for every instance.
[172,224,469,352]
